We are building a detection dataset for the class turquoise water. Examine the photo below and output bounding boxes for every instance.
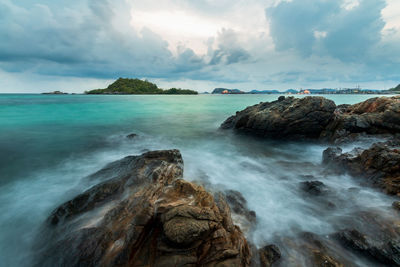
[0,94,395,266]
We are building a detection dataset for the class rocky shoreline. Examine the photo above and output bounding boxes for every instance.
[34,150,267,266]
[221,95,400,143]
[33,95,400,266]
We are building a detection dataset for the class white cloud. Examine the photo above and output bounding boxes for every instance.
[341,0,360,10]
[314,30,327,39]
[128,0,270,55]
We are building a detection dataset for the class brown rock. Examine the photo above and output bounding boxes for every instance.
[321,96,400,141]
[221,95,400,142]
[259,245,281,267]
[34,150,251,267]
[323,140,400,195]
[312,250,343,267]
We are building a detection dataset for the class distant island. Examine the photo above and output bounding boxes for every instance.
[85,78,198,95]
[389,84,400,93]
[212,84,400,95]
[41,91,68,95]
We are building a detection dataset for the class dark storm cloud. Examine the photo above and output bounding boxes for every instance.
[0,0,250,80]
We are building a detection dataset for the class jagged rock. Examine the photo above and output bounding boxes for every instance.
[321,96,400,141]
[221,96,400,142]
[323,140,400,195]
[34,150,251,267]
[220,96,336,139]
[259,245,281,267]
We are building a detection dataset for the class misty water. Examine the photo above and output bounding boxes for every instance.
[0,94,397,266]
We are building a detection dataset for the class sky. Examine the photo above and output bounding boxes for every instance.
[0,0,399,93]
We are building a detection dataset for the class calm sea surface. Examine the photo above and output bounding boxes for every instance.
[0,94,395,266]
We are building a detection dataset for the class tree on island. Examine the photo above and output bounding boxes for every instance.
[85,78,198,95]
[389,84,400,93]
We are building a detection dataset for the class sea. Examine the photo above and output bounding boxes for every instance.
[0,94,396,266]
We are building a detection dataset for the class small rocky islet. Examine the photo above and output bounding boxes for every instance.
[35,95,400,266]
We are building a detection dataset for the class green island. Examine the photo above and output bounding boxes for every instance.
[389,84,400,93]
[85,78,198,95]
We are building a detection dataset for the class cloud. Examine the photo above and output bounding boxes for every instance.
[0,0,212,79]
[267,0,387,62]
[0,0,399,92]
[0,0,255,89]
[265,0,400,84]
[208,29,251,65]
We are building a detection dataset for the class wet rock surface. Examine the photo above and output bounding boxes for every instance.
[258,244,281,267]
[34,150,251,267]
[267,208,400,267]
[332,209,400,266]
[323,140,400,195]
[321,96,400,142]
[299,181,329,196]
[221,96,400,142]
[220,96,336,139]
[225,190,257,233]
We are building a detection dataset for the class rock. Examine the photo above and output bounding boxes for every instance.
[321,96,400,141]
[126,133,138,139]
[393,201,400,211]
[220,96,336,139]
[270,232,351,267]
[311,251,343,267]
[86,155,138,181]
[34,150,251,267]
[259,245,281,267]
[322,147,343,165]
[221,96,400,142]
[299,181,329,196]
[225,190,256,232]
[332,209,400,266]
[334,229,400,266]
[323,140,400,195]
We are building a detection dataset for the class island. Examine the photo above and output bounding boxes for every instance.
[212,84,400,95]
[41,91,68,95]
[85,78,198,95]
[389,84,400,94]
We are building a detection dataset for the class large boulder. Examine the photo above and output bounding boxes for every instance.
[221,96,336,139]
[321,96,400,141]
[221,96,400,142]
[323,140,400,195]
[34,150,251,267]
